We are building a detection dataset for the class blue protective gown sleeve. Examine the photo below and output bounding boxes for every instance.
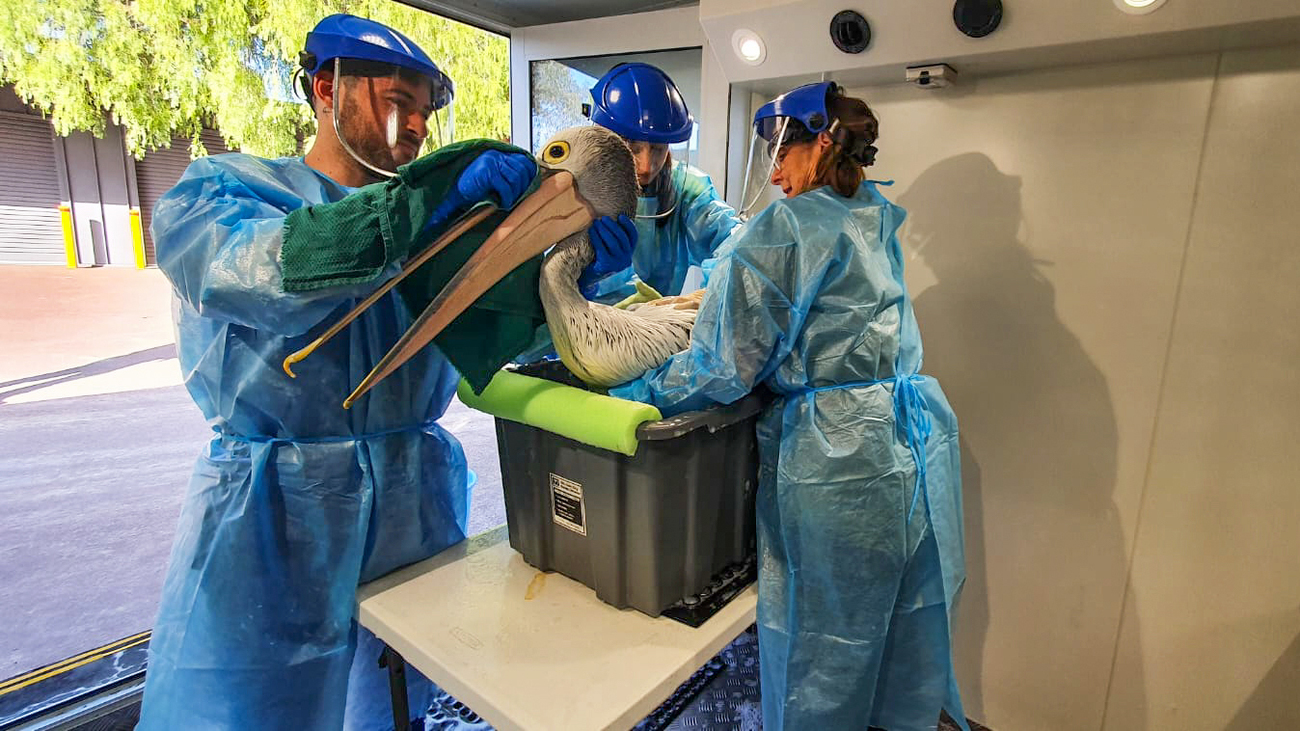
[673,164,742,262]
[151,154,393,338]
[587,161,742,301]
[609,199,838,414]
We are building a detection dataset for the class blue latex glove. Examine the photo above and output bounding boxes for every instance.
[424,150,537,234]
[578,214,637,297]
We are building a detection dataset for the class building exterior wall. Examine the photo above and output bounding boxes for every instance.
[0,84,232,268]
[0,86,69,266]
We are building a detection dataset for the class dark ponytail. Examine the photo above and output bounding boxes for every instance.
[810,93,880,198]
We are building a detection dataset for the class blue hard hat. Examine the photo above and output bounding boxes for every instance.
[587,63,693,144]
[301,14,453,109]
[753,81,839,142]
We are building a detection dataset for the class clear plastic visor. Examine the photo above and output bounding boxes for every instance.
[739,116,791,220]
[618,137,683,221]
[331,57,448,178]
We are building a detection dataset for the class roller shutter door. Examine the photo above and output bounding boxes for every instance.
[135,129,233,265]
[0,112,65,264]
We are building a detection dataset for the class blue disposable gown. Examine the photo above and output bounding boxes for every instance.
[592,160,741,300]
[136,153,470,730]
[612,182,968,730]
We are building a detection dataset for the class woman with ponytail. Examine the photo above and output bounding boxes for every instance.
[613,82,969,731]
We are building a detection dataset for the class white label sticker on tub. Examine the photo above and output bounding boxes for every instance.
[549,473,587,536]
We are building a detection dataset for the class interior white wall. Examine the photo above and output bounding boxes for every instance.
[700,0,1300,88]
[1100,43,1300,731]
[830,44,1300,730]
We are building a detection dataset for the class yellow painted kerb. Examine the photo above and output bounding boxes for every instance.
[0,630,151,696]
[130,207,147,268]
[58,202,76,268]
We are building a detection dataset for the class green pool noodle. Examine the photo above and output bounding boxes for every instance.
[456,370,663,457]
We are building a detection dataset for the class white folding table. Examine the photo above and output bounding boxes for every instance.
[357,525,757,731]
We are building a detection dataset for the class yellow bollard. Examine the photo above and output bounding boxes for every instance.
[129,208,147,269]
[59,203,76,268]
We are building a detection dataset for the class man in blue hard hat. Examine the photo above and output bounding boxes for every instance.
[135,14,538,729]
[579,62,742,301]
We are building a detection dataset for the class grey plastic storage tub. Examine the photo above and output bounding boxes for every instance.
[494,361,763,617]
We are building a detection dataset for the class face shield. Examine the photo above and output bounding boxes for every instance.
[739,115,794,220]
[620,138,679,221]
[583,62,694,222]
[740,81,841,219]
[330,57,452,178]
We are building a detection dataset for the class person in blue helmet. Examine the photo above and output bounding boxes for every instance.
[611,82,969,730]
[135,14,544,730]
[579,62,742,301]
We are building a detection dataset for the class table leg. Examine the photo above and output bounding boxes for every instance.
[378,644,410,730]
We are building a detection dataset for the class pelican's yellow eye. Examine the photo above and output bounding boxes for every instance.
[542,141,570,164]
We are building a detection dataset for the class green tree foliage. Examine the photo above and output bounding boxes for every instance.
[529,59,591,151]
[0,0,510,158]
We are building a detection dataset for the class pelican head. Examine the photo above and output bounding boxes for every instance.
[337,125,641,405]
[536,126,638,222]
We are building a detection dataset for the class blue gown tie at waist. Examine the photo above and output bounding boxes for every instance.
[216,421,436,445]
[790,373,933,521]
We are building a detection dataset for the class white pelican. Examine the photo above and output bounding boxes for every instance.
[532,126,697,387]
[290,125,698,404]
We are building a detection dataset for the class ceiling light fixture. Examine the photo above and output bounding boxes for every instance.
[1114,0,1168,15]
[732,29,766,65]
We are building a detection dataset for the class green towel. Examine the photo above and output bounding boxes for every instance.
[280,140,544,394]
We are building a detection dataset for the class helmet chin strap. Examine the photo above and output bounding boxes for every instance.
[636,205,677,220]
[634,158,679,220]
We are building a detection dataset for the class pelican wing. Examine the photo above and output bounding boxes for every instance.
[555,301,695,388]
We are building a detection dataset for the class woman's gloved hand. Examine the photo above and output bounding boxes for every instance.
[578,214,637,298]
[424,150,537,234]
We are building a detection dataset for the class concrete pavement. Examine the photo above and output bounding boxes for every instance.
[0,266,504,678]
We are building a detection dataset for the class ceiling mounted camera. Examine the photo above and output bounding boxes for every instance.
[906,63,958,88]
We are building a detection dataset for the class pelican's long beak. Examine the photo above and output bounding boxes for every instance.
[343,170,594,408]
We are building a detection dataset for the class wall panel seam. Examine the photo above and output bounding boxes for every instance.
[1097,49,1227,731]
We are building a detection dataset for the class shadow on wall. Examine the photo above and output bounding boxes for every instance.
[1225,624,1300,730]
[898,153,1137,729]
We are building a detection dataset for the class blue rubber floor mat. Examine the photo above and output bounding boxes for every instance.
[637,627,763,731]
[426,689,495,730]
